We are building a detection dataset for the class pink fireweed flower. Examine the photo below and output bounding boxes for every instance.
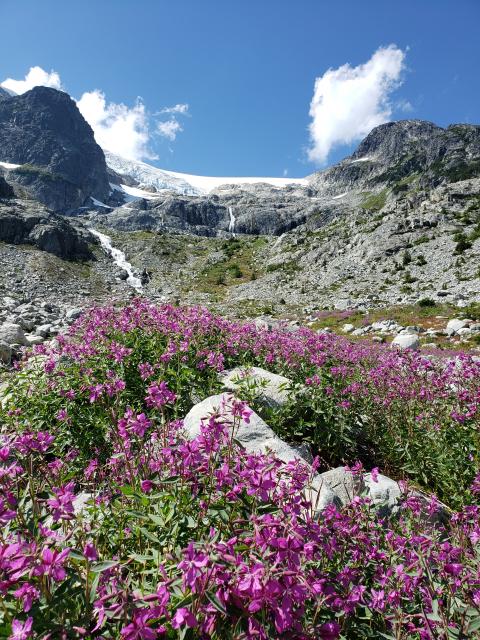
[145,381,176,408]
[231,399,252,423]
[9,617,33,640]
[34,547,70,581]
[109,342,133,363]
[0,445,10,461]
[178,542,209,591]
[171,607,198,629]
[138,362,155,380]
[83,543,98,562]
[88,384,104,403]
[13,584,40,612]
[444,563,463,576]
[120,607,164,640]
[55,409,69,422]
[140,479,154,493]
[84,458,98,479]
[0,496,17,526]
[318,621,341,639]
[14,431,54,454]
[46,481,76,522]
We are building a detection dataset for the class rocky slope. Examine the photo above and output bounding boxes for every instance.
[0,86,110,211]
[0,96,480,329]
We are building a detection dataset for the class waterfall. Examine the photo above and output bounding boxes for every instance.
[228,206,236,235]
[89,228,143,293]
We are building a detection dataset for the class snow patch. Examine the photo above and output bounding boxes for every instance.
[90,197,110,208]
[120,184,159,200]
[105,151,308,197]
[350,157,372,163]
[0,161,21,169]
[332,192,347,199]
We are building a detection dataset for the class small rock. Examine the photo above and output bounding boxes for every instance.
[65,308,83,323]
[446,318,468,333]
[25,335,45,346]
[0,341,12,364]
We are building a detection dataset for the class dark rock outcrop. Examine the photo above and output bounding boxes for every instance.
[0,176,14,198]
[0,200,92,260]
[0,87,110,211]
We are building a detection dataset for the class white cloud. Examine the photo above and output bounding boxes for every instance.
[159,103,189,115]
[1,65,63,94]
[77,90,155,161]
[307,45,407,165]
[157,118,183,141]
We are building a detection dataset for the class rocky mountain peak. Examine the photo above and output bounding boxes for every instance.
[352,119,442,162]
[0,86,110,211]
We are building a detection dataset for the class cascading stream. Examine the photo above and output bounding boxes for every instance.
[228,206,236,235]
[89,228,143,293]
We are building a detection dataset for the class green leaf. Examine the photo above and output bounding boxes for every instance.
[90,560,119,573]
[148,513,165,526]
[119,485,135,496]
[139,527,162,545]
[89,572,101,602]
[205,591,227,615]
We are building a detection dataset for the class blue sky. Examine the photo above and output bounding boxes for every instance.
[1,0,479,177]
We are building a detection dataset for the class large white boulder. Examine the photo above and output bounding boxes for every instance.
[219,366,291,408]
[391,333,419,350]
[319,467,402,515]
[183,393,335,510]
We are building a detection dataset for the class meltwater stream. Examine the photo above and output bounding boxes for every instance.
[89,228,143,293]
[228,206,236,235]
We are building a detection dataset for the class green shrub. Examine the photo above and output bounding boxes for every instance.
[417,298,436,308]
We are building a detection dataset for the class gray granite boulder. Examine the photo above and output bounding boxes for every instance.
[219,366,291,408]
[183,393,335,511]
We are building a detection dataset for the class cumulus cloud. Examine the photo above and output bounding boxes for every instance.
[307,45,407,165]
[157,118,183,141]
[1,65,63,94]
[77,90,155,161]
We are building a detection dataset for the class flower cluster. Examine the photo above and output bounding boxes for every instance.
[0,300,478,638]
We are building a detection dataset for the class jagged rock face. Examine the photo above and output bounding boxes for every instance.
[311,120,480,195]
[0,87,110,211]
[0,87,13,102]
[95,183,317,236]
[0,199,92,259]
